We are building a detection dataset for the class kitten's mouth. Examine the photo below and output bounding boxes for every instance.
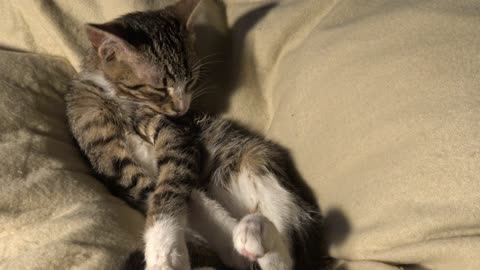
[164,109,188,118]
[149,104,188,117]
[165,112,182,118]
[166,99,190,117]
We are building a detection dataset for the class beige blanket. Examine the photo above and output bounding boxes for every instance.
[1,1,480,269]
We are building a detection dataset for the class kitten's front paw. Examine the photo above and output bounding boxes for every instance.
[232,213,278,261]
[145,220,191,270]
[145,244,189,270]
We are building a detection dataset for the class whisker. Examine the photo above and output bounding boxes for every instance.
[194,52,220,63]
[195,59,224,66]
[193,88,214,97]
[192,93,213,102]
[192,86,213,95]
[193,80,211,89]
[192,60,224,72]
[192,52,223,68]
[192,86,212,97]
[192,53,224,69]
[191,88,215,101]
[192,87,213,97]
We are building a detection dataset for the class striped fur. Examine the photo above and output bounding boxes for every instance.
[66,1,325,269]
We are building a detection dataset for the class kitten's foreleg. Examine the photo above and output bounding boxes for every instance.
[144,214,190,270]
[145,179,192,270]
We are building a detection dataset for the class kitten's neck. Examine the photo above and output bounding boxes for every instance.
[79,70,116,97]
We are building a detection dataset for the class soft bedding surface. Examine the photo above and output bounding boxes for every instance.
[1,1,480,269]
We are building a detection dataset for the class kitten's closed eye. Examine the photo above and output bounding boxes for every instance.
[119,83,145,91]
[152,86,168,92]
[104,50,116,62]
[119,83,167,93]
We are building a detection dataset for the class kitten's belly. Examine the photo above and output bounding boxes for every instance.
[126,134,157,178]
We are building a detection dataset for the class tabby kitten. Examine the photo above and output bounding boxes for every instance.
[66,1,323,269]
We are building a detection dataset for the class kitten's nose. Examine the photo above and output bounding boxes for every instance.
[172,96,190,116]
[173,103,187,115]
[175,94,192,115]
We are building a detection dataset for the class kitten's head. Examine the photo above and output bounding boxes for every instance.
[85,0,201,117]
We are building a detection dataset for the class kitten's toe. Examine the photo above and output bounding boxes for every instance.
[146,265,172,270]
[146,266,188,270]
[144,219,191,270]
[145,246,190,270]
[233,213,277,261]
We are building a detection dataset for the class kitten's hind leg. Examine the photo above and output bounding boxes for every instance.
[208,168,300,270]
[210,160,307,270]
[188,190,249,270]
[197,117,319,269]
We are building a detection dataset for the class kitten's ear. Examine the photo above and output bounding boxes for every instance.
[172,0,202,31]
[85,23,134,61]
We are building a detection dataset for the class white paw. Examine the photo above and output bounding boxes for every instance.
[145,218,191,270]
[232,213,278,261]
[145,244,189,270]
